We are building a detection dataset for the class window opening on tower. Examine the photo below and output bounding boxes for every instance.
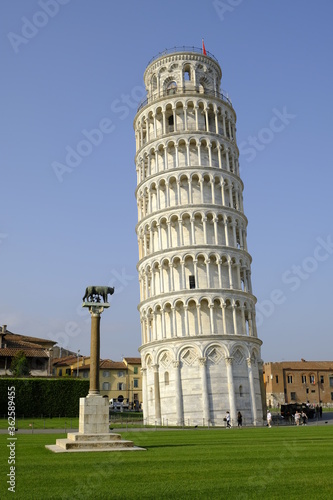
[189,275,196,289]
[168,115,174,133]
[167,81,177,95]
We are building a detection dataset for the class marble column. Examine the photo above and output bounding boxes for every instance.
[199,357,210,425]
[141,367,148,423]
[247,357,258,425]
[153,364,161,424]
[173,361,183,425]
[225,357,237,426]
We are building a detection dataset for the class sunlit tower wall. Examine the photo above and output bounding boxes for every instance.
[134,47,264,427]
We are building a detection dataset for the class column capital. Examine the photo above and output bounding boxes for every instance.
[198,357,207,366]
[82,304,109,317]
[173,360,180,368]
[225,357,233,366]
[247,357,256,367]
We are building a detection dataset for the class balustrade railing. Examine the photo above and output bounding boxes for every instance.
[146,46,219,66]
[137,88,232,112]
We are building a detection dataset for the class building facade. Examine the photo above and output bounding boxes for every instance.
[53,355,142,406]
[134,47,264,426]
[0,325,56,376]
[264,360,333,407]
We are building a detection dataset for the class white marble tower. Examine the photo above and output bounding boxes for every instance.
[134,47,264,426]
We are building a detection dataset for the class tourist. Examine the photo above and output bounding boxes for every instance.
[225,411,231,428]
[267,410,272,428]
[319,405,323,418]
[294,410,301,426]
[237,411,242,427]
[301,411,307,425]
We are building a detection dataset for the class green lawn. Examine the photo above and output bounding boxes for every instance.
[0,413,143,430]
[0,426,332,499]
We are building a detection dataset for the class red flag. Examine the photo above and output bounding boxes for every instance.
[202,39,207,55]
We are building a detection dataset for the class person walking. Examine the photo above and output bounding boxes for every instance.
[294,410,301,426]
[237,411,242,428]
[301,411,308,425]
[225,411,231,428]
[267,410,272,428]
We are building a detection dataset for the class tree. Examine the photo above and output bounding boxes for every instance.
[10,351,30,377]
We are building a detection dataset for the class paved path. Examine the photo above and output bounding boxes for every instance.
[1,412,332,434]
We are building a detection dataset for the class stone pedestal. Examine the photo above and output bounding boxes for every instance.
[46,433,146,453]
[79,395,109,434]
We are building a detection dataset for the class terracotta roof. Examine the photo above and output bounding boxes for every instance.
[103,361,127,369]
[0,348,48,358]
[6,338,45,349]
[78,360,127,371]
[99,359,127,369]
[52,355,89,367]
[0,334,49,357]
[1,331,56,345]
[123,357,141,364]
[52,356,77,366]
[264,361,333,370]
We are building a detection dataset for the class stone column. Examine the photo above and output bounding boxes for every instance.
[153,364,161,424]
[217,145,222,169]
[88,306,103,395]
[184,106,188,131]
[208,143,213,167]
[213,217,218,245]
[196,304,202,335]
[209,304,215,334]
[184,305,189,336]
[222,303,227,334]
[225,357,237,426]
[203,216,207,244]
[232,304,238,336]
[199,357,210,425]
[172,306,177,337]
[80,300,110,434]
[141,367,148,423]
[226,149,230,171]
[247,357,258,425]
[173,361,183,425]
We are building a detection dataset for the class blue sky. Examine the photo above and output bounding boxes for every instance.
[1,0,332,362]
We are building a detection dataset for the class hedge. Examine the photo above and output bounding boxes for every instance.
[0,378,90,417]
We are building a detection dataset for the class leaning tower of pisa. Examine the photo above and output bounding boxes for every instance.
[134,47,264,426]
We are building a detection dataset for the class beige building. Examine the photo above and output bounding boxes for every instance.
[53,355,142,407]
[264,360,333,407]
